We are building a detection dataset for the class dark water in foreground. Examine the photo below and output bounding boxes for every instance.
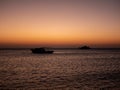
[0,49,120,90]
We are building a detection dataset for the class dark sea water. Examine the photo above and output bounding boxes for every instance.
[0,49,120,90]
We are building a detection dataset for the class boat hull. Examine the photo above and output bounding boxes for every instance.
[31,49,54,54]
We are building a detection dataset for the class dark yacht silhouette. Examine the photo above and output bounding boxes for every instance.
[79,46,91,49]
[31,48,54,54]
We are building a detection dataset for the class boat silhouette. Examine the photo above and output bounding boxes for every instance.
[31,48,54,54]
[79,46,91,49]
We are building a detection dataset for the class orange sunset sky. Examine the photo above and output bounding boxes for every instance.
[0,0,120,48]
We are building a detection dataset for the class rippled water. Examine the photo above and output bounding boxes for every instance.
[0,49,120,90]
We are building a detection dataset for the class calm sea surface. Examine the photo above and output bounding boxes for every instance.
[0,49,120,90]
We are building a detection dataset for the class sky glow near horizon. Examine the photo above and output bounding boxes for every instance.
[0,0,120,48]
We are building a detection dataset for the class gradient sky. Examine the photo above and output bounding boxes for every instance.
[0,0,120,48]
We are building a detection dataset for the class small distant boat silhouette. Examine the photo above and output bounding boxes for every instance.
[31,48,54,54]
[79,46,91,50]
